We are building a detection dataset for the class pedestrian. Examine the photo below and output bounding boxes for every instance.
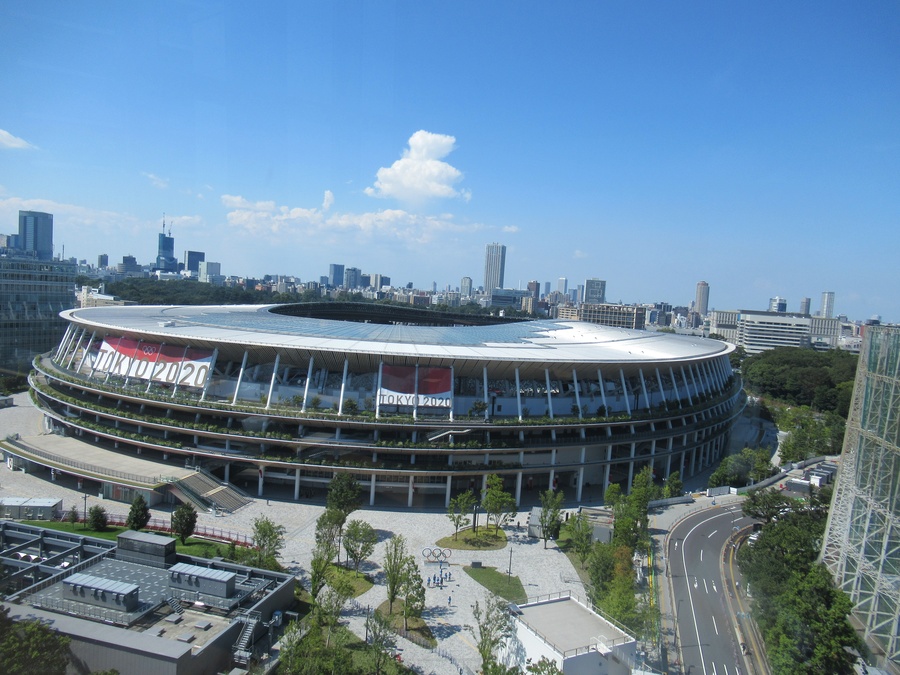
[448,595,452,607]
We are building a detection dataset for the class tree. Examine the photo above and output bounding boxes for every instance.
[170,502,198,544]
[587,541,618,603]
[366,609,396,675]
[399,556,426,631]
[66,505,79,530]
[663,471,683,499]
[0,606,71,675]
[343,519,377,575]
[538,489,564,549]
[742,488,791,524]
[87,505,108,531]
[125,494,151,530]
[316,508,344,553]
[252,515,286,567]
[309,539,337,601]
[447,490,477,540]
[327,472,362,528]
[565,512,593,568]
[481,474,517,533]
[469,592,514,672]
[383,534,408,613]
[278,620,311,675]
[526,656,564,674]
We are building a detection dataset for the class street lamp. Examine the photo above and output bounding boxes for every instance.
[82,493,88,529]
[473,502,479,533]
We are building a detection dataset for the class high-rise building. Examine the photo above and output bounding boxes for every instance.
[0,255,75,373]
[821,291,835,319]
[18,210,54,261]
[584,278,607,305]
[97,254,109,269]
[557,277,568,295]
[328,263,345,288]
[483,243,506,292]
[155,227,177,272]
[799,297,811,315]
[198,261,222,284]
[821,325,900,673]
[184,250,205,274]
[544,281,551,297]
[695,281,709,316]
[768,296,787,313]
[344,267,362,289]
[527,280,541,300]
[460,276,473,298]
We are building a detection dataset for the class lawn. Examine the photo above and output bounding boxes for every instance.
[553,528,591,586]
[376,600,438,648]
[463,565,527,604]
[435,526,507,551]
[329,562,375,597]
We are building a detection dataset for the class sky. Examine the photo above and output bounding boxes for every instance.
[1,2,898,323]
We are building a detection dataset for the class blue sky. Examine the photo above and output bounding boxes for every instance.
[2,2,898,322]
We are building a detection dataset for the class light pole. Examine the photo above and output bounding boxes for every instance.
[82,493,88,529]
[473,502,479,533]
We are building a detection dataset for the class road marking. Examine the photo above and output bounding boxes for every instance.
[704,578,709,593]
[712,663,718,675]
[712,581,717,593]
[701,549,703,561]
[712,615,719,635]
[708,529,718,538]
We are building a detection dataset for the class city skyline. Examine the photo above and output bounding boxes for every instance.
[1,3,898,322]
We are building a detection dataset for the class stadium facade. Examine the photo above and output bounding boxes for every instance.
[29,303,745,508]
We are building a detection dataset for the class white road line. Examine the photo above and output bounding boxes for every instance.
[712,615,719,635]
[701,549,703,561]
[708,529,718,538]
[704,578,709,593]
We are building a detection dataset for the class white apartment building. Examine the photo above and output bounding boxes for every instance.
[708,309,841,355]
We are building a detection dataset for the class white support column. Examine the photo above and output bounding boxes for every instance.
[603,446,612,498]
[375,361,384,419]
[577,447,586,501]
[515,368,523,421]
[665,452,672,479]
[573,369,582,418]
[655,368,667,408]
[370,475,376,506]
[545,369,554,419]
[266,353,281,410]
[408,476,415,508]
[597,369,608,414]
[627,442,636,491]
[199,348,218,401]
[413,363,419,421]
[515,472,522,506]
[638,368,651,410]
[302,358,315,412]
[668,366,681,407]
[123,339,143,386]
[688,363,701,397]
[294,469,301,500]
[619,369,632,416]
[445,476,453,508]
[145,342,165,393]
[257,465,265,497]
[483,367,490,420]
[54,323,74,361]
[680,365,694,405]
[65,329,86,370]
[224,462,231,482]
[338,359,349,415]
[449,364,455,422]
[232,351,249,405]
[75,331,97,375]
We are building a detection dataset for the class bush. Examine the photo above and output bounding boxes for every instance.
[87,505,108,531]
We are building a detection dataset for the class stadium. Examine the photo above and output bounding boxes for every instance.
[25,303,745,510]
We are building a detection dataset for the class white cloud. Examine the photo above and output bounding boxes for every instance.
[573,250,588,258]
[322,190,334,211]
[364,130,468,203]
[0,129,34,149]
[502,225,519,233]
[142,172,169,189]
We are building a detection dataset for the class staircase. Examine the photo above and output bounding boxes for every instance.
[166,596,184,615]
[232,611,260,666]
[170,470,251,513]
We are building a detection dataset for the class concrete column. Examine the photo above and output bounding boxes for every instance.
[257,465,265,497]
[544,369,554,418]
[294,468,301,500]
[370,475,376,506]
[597,369,608,414]
[619,369,632,416]
[515,472,522,506]
[408,476,415,508]
[515,368,523,421]
[446,476,453,508]
[483,367,490,420]
[199,348,218,401]
[627,442,636,491]
[573,369,582,418]
[577,466,585,502]
[302,358,315,412]
[232,351,249,406]
[266,353,281,410]
[224,463,230,482]
[655,368,667,409]
[638,368,651,411]
[668,366,681,406]
[338,359,349,415]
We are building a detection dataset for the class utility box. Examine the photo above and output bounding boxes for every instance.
[116,530,177,568]
[64,572,139,612]
[168,562,236,598]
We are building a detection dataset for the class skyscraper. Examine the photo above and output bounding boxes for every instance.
[558,277,568,295]
[821,325,900,672]
[156,226,177,272]
[768,296,787,313]
[344,267,361,289]
[184,250,205,274]
[18,210,53,260]
[584,278,607,305]
[799,297,811,315]
[694,281,709,316]
[97,254,109,269]
[821,291,835,319]
[328,263,345,288]
[483,243,506,292]
[460,276,473,298]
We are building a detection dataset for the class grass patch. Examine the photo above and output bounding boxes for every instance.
[552,529,591,587]
[329,562,375,597]
[435,526,507,551]
[376,600,438,648]
[463,565,527,604]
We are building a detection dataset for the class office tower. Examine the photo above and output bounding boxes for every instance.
[584,278,607,305]
[0,256,75,373]
[97,254,109,269]
[527,280,541,300]
[328,263,345,288]
[198,261,222,283]
[344,267,361,289]
[558,277,568,295]
[695,281,709,316]
[156,226,177,272]
[18,210,54,260]
[821,326,900,672]
[799,297,811,315]
[184,250,205,274]
[483,243,506,292]
[461,276,473,298]
[544,281,551,297]
[768,296,787,313]
[821,291,835,319]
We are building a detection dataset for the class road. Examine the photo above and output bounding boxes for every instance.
[668,503,760,675]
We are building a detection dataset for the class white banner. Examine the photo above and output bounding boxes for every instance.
[92,338,213,389]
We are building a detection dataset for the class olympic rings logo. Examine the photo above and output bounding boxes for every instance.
[142,345,158,355]
[422,547,451,562]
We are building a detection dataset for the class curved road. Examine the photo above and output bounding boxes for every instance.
[668,504,764,675]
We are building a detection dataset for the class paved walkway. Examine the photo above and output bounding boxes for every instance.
[0,392,586,674]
